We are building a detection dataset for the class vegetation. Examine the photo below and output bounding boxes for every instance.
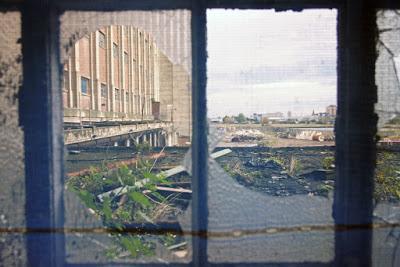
[269,155,286,168]
[222,115,233,123]
[135,141,151,153]
[322,157,335,170]
[235,113,247,123]
[319,184,334,194]
[288,155,302,176]
[375,151,400,202]
[66,156,181,259]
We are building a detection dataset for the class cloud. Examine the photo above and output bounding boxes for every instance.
[207,9,337,73]
[207,57,336,90]
[206,9,338,116]
[207,81,336,117]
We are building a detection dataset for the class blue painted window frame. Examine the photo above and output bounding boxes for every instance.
[16,0,397,266]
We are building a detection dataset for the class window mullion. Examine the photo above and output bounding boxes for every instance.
[191,1,208,266]
[334,1,377,266]
[21,1,65,266]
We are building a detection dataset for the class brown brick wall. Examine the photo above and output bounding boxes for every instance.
[61,25,188,124]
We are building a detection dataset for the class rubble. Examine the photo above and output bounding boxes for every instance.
[229,129,264,142]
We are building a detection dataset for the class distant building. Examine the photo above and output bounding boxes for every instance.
[326,105,337,116]
[252,113,262,123]
[62,25,191,141]
[261,112,284,124]
[263,112,284,118]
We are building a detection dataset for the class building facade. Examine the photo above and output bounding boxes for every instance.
[63,25,161,122]
[62,25,192,142]
[326,105,337,116]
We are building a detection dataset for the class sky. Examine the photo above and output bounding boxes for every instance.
[206,9,337,117]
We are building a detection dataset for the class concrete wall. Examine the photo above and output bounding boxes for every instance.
[0,11,26,266]
[159,52,174,122]
[172,63,192,140]
[158,52,192,141]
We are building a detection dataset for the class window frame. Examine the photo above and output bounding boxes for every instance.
[124,51,129,65]
[100,83,107,98]
[99,30,106,49]
[63,70,69,92]
[16,0,400,266]
[115,88,120,101]
[80,76,89,95]
[113,42,119,58]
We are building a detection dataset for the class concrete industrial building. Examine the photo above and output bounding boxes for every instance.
[62,25,192,145]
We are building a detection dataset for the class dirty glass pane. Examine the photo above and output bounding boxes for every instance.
[207,9,336,262]
[60,11,192,263]
[0,11,26,266]
[374,9,400,267]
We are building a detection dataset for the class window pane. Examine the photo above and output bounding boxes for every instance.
[207,9,336,263]
[374,9,400,267]
[115,88,119,101]
[0,11,26,266]
[99,31,106,49]
[101,83,107,97]
[60,10,192,264]
[113,43,119,58]
[81,77,89,94]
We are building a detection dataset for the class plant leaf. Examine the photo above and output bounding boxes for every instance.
[128,191,151,207]
[102,197,113,221]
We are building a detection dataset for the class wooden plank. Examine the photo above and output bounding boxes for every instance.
[155,186,192,193]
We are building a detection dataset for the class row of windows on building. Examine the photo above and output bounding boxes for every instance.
[62,24,159,118]
[80,77,131,102]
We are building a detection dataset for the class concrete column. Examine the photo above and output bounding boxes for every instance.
[173,12,179,65]
[145,33,151,115]
[107,26,115,112]
[168,13,174,65]
[89,33,95,111]
[167,133,172,147]
[153,132,158,147]
[114,141,118,147]
[126,139,131,147]
[148,133,153,147]
[143,33,147,116]
[153,45,160,102]
[128,26,134,114]
[71,43,81,109]
[138,30,142,117]
[161,133,166,147]
[177,10,183,63]
[142,134,147,143]
[162,12,168,51]
[182,10,189,67]
[120,26,126,114]
[158,132,162,147]
[67,58,73,108]
[92,31,101,111]
[135,136,139,145]
[147,34,151,116]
